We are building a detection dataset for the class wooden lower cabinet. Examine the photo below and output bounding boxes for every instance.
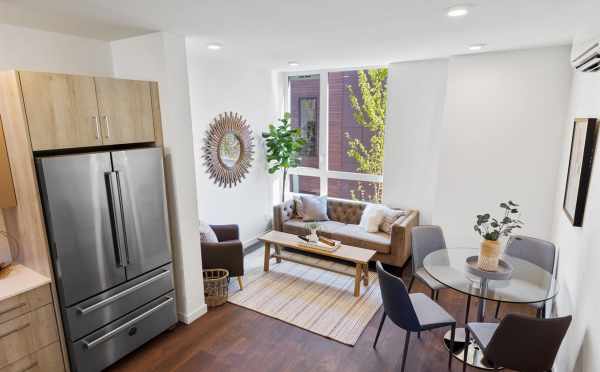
[0,303,59,368]
[0,342,63,372]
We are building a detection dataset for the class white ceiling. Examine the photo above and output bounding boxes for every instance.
[1,0,599,70]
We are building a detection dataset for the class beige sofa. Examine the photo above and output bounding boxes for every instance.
[273,198,419,268]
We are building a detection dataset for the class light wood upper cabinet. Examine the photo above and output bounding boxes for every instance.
[0,115,16,208]
[94,77,155,145]
[19,72,102,151]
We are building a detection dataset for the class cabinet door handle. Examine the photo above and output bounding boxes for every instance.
[93,116,100,139]
[102,115,111,138]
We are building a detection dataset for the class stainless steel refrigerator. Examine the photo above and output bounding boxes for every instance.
[36,147,177,372]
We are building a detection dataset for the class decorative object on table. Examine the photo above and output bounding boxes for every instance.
[262,112,306,202]
[200,224,245,290]
[305,221,320,242]
[298,239,341,252]
[203,268,229,307]
[0,230,20,271]
[563,118,598,226]
[202,112,254,188]
[473,200,523,271]
[300,195,329,221]
[465,255,513,280]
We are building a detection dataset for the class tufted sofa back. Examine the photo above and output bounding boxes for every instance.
[327,198,366,225]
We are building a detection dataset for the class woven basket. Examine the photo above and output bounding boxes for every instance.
[203,268,229,307]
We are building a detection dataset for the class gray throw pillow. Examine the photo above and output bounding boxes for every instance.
[199,220,218,243]
[301,195,329,222]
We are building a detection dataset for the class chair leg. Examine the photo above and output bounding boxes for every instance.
[431,288,435,300]
[237,276,243,290]
[401,330,411,372]
[464,294,472,325]
[408,276,415,293]
[537,307,543,319]
[494,301,501,319]
[449,324,456,369]
[373,312,386,348]
[463,327,470,372]
[435,290,440,301]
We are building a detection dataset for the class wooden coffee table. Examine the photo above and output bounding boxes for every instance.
[259,230,377,297]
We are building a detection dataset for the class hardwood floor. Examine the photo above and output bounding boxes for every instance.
[109,265,532,372]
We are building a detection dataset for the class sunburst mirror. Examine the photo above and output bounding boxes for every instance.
[202,112,254,188]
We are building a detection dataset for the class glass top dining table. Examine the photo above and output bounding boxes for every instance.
[423,248,559,370]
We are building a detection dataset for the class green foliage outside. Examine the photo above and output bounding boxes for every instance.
[262,112,306,202]
[345,68,388,203]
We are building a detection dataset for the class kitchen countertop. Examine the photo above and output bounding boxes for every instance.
[0,264,51,301]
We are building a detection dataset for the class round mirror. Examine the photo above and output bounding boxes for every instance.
[219,132,242,168]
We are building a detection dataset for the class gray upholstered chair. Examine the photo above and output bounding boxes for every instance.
[495,235,557,319]
[374,262,456,372]
[201,224,245,289]
[463,314,571,372]
[409,225,447,300]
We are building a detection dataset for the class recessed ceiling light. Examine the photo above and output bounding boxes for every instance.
[288,61,300,67]
[468,43,487,51]
[446,5,470,17]
[207,43,223,51]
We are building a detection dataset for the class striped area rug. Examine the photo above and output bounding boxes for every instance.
[228,247,382,346]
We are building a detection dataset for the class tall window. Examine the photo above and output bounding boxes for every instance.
[287,68,387,203]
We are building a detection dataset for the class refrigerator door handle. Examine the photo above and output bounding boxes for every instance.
[83,296,174,350]
[76,269,170,315]
[106,171,128,267]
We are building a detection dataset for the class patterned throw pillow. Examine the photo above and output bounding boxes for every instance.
[199,220,218,243]
[294,197,305,219]
[300,195,329,222]
[380,207,408,234]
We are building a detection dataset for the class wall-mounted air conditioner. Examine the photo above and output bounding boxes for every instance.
[571,40,600,72]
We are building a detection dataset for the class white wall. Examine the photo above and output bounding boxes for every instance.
[111,33,207,323]
[0,23,112,75]
[434,46,572,246]
[187,41,279,245]
[385,46,572,247]
[384,59,449,223]
[551,64,600,372]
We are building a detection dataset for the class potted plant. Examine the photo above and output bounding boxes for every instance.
[262,113,306,202]
[474,201,523,271]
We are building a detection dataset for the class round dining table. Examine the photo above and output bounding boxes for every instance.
[423,248,559,370]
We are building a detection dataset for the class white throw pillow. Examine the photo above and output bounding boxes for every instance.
[359,204,385,233]
[199,220,218,243]
[379,207,408,234]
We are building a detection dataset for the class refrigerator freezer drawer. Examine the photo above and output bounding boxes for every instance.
[69,292,177,372]
[64,264,174,342]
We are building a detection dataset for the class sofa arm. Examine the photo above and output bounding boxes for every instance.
[273,199,295,231]
[201,240,244,277]
[210,224,239,242]
[389,210,420,267]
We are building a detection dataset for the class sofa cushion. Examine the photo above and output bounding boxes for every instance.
[282,219,346,238]
[329,224,391,254]
[301,195,329,221]
[327,199,365,224]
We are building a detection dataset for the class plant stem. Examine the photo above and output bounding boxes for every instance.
[282,168,288,203]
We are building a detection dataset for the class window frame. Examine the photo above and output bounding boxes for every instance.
[285,68,385,199]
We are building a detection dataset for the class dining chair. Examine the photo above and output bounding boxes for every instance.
[494,235,557,319]
[463,314,572,372]
[409,225,447,300]
[374,261,456,372]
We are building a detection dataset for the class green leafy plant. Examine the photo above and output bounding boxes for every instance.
[345,69,388,203]
[262,112,306,202]
[474,201,524,241]
[304,222,320,231]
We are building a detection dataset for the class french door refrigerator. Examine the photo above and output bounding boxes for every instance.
[36,147,177,372]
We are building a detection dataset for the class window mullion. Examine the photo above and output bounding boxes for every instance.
[319,71,328,196]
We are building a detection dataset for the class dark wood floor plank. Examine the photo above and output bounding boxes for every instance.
[109,267,531,372]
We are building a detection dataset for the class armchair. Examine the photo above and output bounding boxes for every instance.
[201,224,245,289]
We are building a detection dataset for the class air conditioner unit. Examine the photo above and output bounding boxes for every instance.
[571,40,600,72]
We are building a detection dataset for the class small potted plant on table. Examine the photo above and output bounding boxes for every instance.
[474,201,523,271]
